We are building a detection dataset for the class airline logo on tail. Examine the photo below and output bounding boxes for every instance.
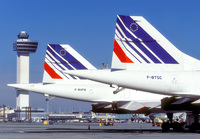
[113,15,179,64]
[43,44,95,82]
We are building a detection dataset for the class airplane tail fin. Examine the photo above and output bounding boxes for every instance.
[111,15,200,70]
[43,44,96,83]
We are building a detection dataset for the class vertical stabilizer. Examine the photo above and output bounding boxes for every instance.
[111,15,200,71]
[43,44,96,83]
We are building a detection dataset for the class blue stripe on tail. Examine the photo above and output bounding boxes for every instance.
[117,15,179,64]
[48,44,87,70]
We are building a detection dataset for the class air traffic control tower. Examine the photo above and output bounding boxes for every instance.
[13,31,38,109]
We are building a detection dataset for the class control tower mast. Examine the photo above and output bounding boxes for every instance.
[13,31,38,109]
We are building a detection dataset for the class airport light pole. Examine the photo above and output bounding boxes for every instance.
[45,96,55,121]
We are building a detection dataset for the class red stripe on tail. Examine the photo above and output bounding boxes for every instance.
[44,62,63,79]
[113,39,134,63]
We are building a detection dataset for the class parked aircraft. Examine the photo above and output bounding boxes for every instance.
[63,15,200,131]
[8,44,166,115]
[0,106,14,118]
[64,15,200,97]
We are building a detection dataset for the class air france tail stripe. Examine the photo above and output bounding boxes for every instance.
[55,44,87,70]
[115,33,142,63]
[48,44,86,70]
[47,45,75,70]
[113,39,134,63]
[118,15,179,64]
[46,50,74,70]
[143,41,178,64]
[117,16,161,63]
[116,18,160,63]
[46,49,78,79]
[44,61,63,79]
[116,24,152,63]
[45,57,72,79]
[116,18,163,64]
[46,53,65,70]
[49,44,87,70]
[45,57,78,80]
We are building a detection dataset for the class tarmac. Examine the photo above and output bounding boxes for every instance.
[0,122,199,139]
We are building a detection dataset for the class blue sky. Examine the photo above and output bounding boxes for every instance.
[0,0,200,112]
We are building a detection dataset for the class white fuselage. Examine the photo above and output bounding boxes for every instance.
[10,79,166,103]
[109,70,200,96]
[64,70,200,97]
